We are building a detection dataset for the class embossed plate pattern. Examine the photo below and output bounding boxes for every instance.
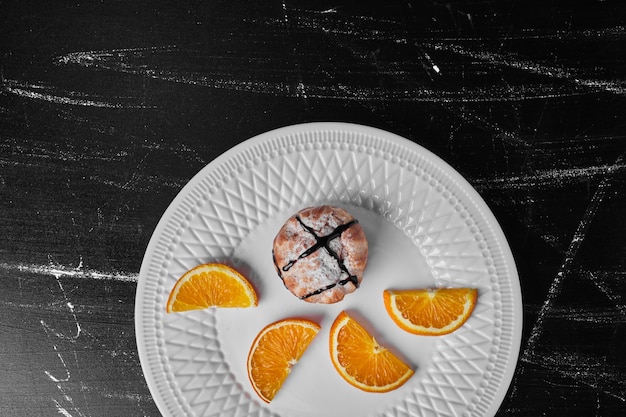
[135,123,522,417]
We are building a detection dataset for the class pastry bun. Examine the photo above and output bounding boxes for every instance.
[272,206,368,304]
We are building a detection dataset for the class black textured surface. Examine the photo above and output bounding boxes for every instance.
[1,1,625,416]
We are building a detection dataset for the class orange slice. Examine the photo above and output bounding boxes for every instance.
[383,288,478,335]
[247,318,320,403]
[329,311,414,393]
[165,263,258,313]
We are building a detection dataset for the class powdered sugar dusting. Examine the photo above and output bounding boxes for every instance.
[300,207,347,235]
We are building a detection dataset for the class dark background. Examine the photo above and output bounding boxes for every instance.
[1,1,625,416]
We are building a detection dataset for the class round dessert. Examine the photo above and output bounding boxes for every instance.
[272,206,368,304]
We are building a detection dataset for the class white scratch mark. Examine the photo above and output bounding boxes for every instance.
[56,45,178,66]
[53,399,75,417]
[472,160,626,191]
[41,275,81,383]
[1,79,154,108]
[420,49,442,77]
[432,25,626,42]
[0,261,138,282]
[282,0,289,23]
[296,81,308,99]
[522,157,619,361]
[5,86,124,108]
[424,42,626,95]
[42,327,71,383]
[525,352,626,402]
[54,46,589,102]
[586,271,626,319]
[41,272,91,417]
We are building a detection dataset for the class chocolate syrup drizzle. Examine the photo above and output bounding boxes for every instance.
[273,215,360,300]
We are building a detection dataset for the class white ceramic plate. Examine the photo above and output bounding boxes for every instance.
[136,122,522,417]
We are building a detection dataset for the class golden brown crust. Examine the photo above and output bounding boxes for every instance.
[272,206,368,304]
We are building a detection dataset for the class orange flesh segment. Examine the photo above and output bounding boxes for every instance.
[166,263,257,312]
[247,319,320,402]
[329,311,414,392]
[383,288,478,335]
